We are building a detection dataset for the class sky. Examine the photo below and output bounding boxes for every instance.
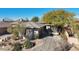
[0,8,79,20]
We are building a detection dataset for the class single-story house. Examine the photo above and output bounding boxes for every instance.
[23,22,52,40]
[0,21,61,40]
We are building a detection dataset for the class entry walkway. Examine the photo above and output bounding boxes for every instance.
[68,37,79,45]
[68,37,79,51]
[65,31,79,51]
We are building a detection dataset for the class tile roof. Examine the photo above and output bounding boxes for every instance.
[0,21,50,29]
[23,22,49,28]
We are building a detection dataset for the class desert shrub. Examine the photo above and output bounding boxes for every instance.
[12,42,22,51]
[11,34,19,40]
[76,32,79,40]
[23,39,35,49]
[23,39,32,49]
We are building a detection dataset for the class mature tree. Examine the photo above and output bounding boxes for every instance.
[31,16,39,22]
[42,9,76,39]
[42,10,75,26]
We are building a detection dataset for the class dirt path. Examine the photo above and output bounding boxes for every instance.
[68,37,79,45]
[68,37,79,51]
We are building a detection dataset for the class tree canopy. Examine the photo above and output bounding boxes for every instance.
[31,16,39,22]
[42,10,75,26]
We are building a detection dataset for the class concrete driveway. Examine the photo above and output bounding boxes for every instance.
[30,35,71,51]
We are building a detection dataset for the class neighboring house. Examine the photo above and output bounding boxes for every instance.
[0,22,11,35]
